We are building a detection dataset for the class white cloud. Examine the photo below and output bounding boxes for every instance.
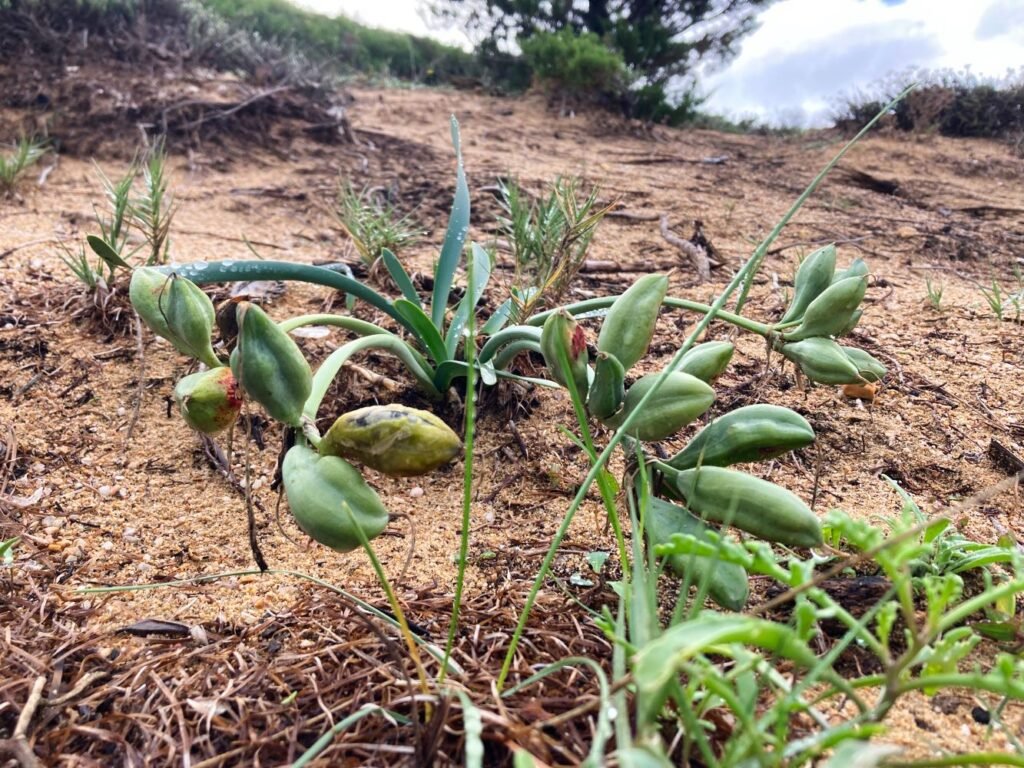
[699,0,1024,126]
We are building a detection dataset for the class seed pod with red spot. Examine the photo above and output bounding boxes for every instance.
[174,367,242,434]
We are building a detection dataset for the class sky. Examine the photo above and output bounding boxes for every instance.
[296,0,1024,127]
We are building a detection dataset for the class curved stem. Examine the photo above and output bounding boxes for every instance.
[305,336,441,419]
[278,313,394,338]
[478,325,542,363]
[163,260,407,329]
[492,339,541,371]
[527,296,772,336]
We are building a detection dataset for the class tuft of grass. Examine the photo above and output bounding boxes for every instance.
[335,183,421,270]
[925,276,944,311]
[0,137,47,196]
[498,175,610,323]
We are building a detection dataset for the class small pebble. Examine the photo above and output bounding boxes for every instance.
[101,541,114,551]
[971,706,991,725]
[97,485,114,499]
[409,486,424,498]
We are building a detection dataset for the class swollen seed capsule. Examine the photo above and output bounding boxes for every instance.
[602,372,714,441]
[320,405,462,477]
[230,302,312,426]
[597,273,668,372]
[781,338,863,385]
[282,445,389,553]
[174,367,242,434]
[129,267,220,368]
[540,310,590,397]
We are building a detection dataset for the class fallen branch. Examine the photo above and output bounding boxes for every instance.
[660,214,710,282]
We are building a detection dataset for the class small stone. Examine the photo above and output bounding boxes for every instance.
[409,486,424,498]
[971,706,991,725]
[97,485,114,499]
[101,541,114,551]
[136,563,154,573]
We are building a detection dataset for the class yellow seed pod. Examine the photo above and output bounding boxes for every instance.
[319,404,462,477]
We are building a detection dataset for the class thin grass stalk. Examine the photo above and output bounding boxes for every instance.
[342,502,430,697]
[554,339,630,580]
[496,87,915,691]
[290,707,384,768]
[76,568,462,675]
[441,252,477,683]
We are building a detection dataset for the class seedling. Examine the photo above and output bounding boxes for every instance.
[335,182,421,270]
[497,175,610,322]
[925,275,944,310]
[0,136,46,196]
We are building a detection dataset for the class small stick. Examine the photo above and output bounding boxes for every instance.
[124,311,145,445]
[660,214,710,282]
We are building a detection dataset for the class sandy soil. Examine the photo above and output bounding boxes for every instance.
[2,83,1023,765]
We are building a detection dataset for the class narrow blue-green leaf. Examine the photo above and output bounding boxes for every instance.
[478,359,497,386]
[456,691,483,768]
[430,115,471,329]
[87,235,130,269]
[433,360,555,392]
[445,243,492,356]
[481,298,514,335]
[393,298,448,365]
[381,247,421,308]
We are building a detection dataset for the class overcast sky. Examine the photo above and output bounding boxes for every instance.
[297,0,1024,127]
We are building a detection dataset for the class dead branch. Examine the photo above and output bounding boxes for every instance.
[660,214,710,282]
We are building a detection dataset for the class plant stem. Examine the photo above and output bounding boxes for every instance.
[442,260,477,684]
[278,313,394,337]
[304,336,441,419]
[164,260,407,328]
[528,296,773,336]
[477,325,542,363]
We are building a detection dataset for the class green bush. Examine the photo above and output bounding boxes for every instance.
[836,70,1024,143]
[201,0,477,82]
[519,29,628,103]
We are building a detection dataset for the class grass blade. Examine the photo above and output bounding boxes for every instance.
[430,115,471,329]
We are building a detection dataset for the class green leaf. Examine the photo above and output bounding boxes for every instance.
[0,536,18,564]
[445,243,492,356]
[481,298,514,335]
[430,115,471,329]
[586,551,610,573]
[381,248,421,308]
[456,691,483,768]
[633,614,818,724]
[393,299,448,366]
[87,235,131,269]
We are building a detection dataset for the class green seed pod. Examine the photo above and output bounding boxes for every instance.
[661,465,823,548]
[678,341,734,383]
[282,445,389,553]
[319,404,462,477]
[783,276,867,342]
[173,367,242,434]
[540,310,590,397]
[163,274,221,368]
[587,351,626,421]
[230,301,312,426]
[668,404,814,470]
[836,309,863,337]
[781,337,863,385]
[130,268,220,368]
[840,346,886,383]
[130,267,174,340]
[602,372,714,441]
[833,257,869,284]
[646,497,749,611]
[597,273,668,372]
[780,244,836,323]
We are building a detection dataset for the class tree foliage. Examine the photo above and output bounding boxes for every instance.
[434,0,775,120]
